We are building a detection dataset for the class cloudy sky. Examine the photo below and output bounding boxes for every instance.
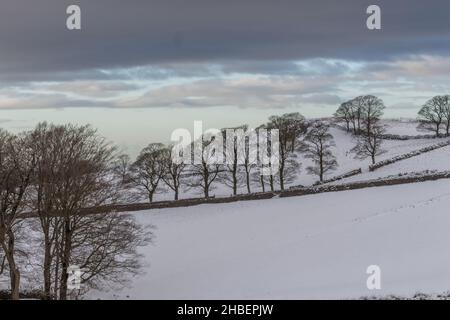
[1,0,450,155]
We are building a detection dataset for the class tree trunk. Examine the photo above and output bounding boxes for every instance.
[8,261,20,300]
[246,171,251,194]
[204,172,209,198]
[174,187,179,201]
[43,233,53,299]
[148,192,154,203]
[278,147,285,190]
[10,264,20,300]
[5,256,20,300]
[371,154,375,165]
[4,230,20,300]
[319,153,324,182]
[232,170,237,196]
[279,174,284,190]
[54,230,61,298]
[260,175,265,192]
[279,164,284,190]
[59,218,72,300]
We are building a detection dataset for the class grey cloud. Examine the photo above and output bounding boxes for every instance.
[301,94,342,105]
[0,91,104,110]
[1,0,450,82]
[389,102,419,110]
[39,81,142,98]
[111,76,342,109]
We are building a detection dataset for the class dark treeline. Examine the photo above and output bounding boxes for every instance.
[333,94,450,162]
[417,95,450,137]
[0,123,152,300]
[122,113,339,201]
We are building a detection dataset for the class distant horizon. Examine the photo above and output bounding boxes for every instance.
[0,104,429,158]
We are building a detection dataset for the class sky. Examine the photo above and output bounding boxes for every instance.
[1,0,450,157]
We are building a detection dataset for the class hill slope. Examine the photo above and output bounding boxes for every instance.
[94,179,450,299]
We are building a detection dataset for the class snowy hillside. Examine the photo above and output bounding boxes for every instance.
[329,144,450,184]
[379,118,428,136]
[148,120,449,201]
[95,178,450,299]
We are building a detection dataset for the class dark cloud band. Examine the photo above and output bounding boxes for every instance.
[1,0,450,81]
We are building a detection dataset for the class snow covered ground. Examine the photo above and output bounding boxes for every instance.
[330,144,450,184]
[94,179,450,299]
[6,118,448,300]
[380,119,426,136]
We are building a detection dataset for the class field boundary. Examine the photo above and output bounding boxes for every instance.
[281,170,450,198]
[332,123,439,140]
[369,140,450,171]
[314,168,362,185]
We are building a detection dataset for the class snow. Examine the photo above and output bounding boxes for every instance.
[5,118,450,299]
[331,144,450,184]
[94,179,450,299]
[380,119,426,136]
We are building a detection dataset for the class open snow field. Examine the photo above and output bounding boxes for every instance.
[95,179,450,299]
[380,119,427,136]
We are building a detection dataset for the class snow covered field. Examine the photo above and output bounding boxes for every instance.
[380,119,427,136]
[330,144,450,184]
[95,179,450,299]
[5,118,449,300]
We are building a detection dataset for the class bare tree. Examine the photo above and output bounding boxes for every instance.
[28,123,152,300]
[220,125,252,196]
[253,170,267,192]
[113,154,131,184]
[349,98,363,134]
[65,211,152,299]
[241,129,259,194]
[0,130,36,299]
[418,96,447,137]
[161,145,186,200]
[352,124,386,165]
[304,121,337,182]
[335,96,384,136]
[34,124,120,300]
[334,101,353,132]
[264,113,307,190]
[29,123,65,299]
[187,133,222,198]
[443,96,450,136]
[357,95,385,135]
[129,143,166,203]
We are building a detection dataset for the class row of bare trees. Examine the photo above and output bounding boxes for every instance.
[417,95,450,137]
[335,94,450,138]
[335,94,450,164]
[334,95,386,164]
[120,113,341,202]
[0,123,151,300]
[0,114,342,300]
